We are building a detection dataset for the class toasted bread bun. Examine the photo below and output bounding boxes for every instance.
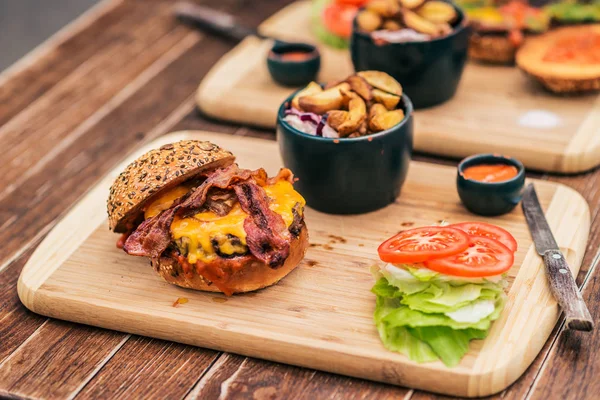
[107,140,234,233]
[469,34,517,64]
[516,25,600,93]
[152,224,309,294]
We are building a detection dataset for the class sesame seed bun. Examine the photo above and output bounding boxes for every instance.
[151,224,308,294]
[107,140,235,233]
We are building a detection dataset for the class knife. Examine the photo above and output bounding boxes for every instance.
[174,2,268,42]
[522,183,593,331]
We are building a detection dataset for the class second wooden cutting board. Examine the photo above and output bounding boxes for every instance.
[19,131,590,397]
[196,1,600,174]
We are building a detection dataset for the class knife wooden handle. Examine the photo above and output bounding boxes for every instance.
[543,250,594,331]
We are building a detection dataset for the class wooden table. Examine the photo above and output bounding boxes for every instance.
[0,0,598,398]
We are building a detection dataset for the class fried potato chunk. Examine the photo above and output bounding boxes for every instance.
[417,1,457,24]
[367,0,400,18]
[370,109,405,132]
[400,0,425,10]
[346,75,373,101]
[298,83,350,114]
[327,110,349,131]
[292,81,322,110]
[337,92,367,137]
[403,10,443,36]
[357,10,382,32]
[372,89,401,110]
[357,71,402,96]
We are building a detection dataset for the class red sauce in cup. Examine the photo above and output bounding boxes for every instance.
[462,164,519,183]
[270,51,314,62]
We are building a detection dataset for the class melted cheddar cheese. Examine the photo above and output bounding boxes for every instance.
[144,186,190,219]
[143,180,305,264]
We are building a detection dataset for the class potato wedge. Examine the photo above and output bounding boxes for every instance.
[400,0,425,10]
[298,83,350,114]
[436,22,453,36]
[366,0,400,18]
[372,89,401,110]
[324,79,345,89]
[417,1,457,24]
[357,10,382,32]
[370,109,405,132]
[327,110,349,131]
[337,93,367,137]
[291,81,322,110]
[368,103,387,122]
[347,132,362,138]
[403,10,442,36]
[346,75,373,101]
[382,19,402,31]
[358,119,368,136]
[357,71,402,96]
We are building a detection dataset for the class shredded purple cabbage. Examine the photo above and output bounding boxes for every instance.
[283,108,339,138]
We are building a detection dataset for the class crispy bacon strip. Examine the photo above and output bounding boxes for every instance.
[124,165,264,257]
[234,182,290,268]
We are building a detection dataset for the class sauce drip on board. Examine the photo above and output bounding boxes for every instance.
[269,51,315,62]
[462,164,519,183]
[543,33,600,64]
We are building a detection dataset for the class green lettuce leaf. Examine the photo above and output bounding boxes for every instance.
[372,271,507,367]
[407,326,488,367]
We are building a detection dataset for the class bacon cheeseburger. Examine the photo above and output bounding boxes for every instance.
[107,140,308,295]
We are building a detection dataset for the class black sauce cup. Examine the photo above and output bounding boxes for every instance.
[350,4,470,109]
[277,92,414,215]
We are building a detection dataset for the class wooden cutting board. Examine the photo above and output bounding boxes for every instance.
[18,131,590,397]
[196,1,600,174]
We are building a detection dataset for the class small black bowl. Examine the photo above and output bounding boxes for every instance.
[350,4,470,109]
[457,154,526,216]
[267,41,321,87]
[277,90,414,215]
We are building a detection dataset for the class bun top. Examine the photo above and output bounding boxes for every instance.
[107,140,234,233]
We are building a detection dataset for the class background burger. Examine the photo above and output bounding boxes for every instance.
[107,140,308,296]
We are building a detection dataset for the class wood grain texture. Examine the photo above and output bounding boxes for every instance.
[75,337,219,399]
[187,353,409,399]
[1,0,600,398]
[17,131,590,397]
[196,0,600,173]
[0,321,125,399]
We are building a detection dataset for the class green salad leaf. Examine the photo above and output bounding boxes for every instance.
[372,265,507,367]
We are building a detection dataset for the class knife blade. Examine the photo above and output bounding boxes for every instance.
[522,183,593,331]
[174,2,266,42]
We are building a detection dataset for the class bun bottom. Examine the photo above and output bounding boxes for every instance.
[151,224,308,294]
[469,35,516,64]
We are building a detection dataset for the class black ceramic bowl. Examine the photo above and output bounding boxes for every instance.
[350,4,470,109]
[267,41,321,87]
[457,154,526,216]
[277,91,413,214]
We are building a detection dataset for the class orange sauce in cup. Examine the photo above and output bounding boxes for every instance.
[270,51,314,62]
[462,164,519,183]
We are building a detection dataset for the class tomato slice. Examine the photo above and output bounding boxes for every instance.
[378,227,470,264]
[424,236,514,277]
[450,222,517,252]
[335,0,368,6]
[322,3,358,38]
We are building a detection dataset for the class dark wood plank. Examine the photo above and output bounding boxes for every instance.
[0,0,125,126]
[0,247,46,364]
[0,321,125,399]
[0,0,192,196]
[187,354,408,400]
[75,337,219,399]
